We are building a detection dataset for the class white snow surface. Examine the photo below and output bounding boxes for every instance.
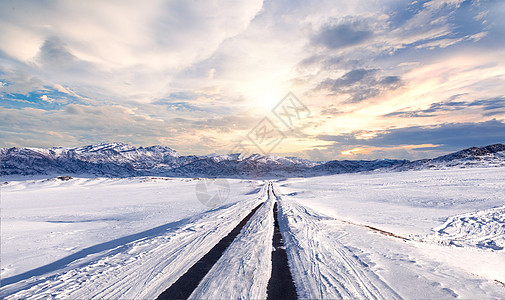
[277,167,505,298]
[1,167,505,299]
[415,205,505,250]
[0,177,265,298]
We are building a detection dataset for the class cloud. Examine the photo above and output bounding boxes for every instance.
[311,18,373,49]
[0,0,264,102]
[0,98,266,155]
[296,0,498,113]
[40,95,54,103]
[303,119,505,160]
[385,96,505,118]
[317,69,402,102]
[0,68,45,94]
[192,113,260,132]
[318,120,505,151]
[416,37,465,49]
[37,37,79,68]
[0,104,172,148]
[302,0,494,73]
[468,31,488,42]
[320,105,344,116]
[1,0,504,161]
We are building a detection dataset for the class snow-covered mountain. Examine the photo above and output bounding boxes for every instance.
[0,143,317,177]
[1,143,504,177]
[0,143,189,177]
[390,144,505,171]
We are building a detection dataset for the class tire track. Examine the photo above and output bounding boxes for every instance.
[274,186,401,299]
[267,200,298,299]
[156,201,265,300]
[160,182,299,299]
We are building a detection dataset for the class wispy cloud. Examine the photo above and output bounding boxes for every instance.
[314,120,505,160]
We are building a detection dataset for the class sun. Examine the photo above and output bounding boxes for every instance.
[249,88,285,113]
[258,92,279,109]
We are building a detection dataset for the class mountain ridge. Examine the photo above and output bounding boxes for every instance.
[1,143,504,178]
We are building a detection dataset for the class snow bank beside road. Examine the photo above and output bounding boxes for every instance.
[417,205,505,250]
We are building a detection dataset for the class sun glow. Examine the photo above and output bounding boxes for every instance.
[249,87,285,113]
[341,144,440,156]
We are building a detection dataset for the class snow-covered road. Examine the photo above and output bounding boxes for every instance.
[188,182,275,299]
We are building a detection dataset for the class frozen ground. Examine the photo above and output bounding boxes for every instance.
[278,167,505,298]
[0,177,265,298]
[1,167,505,298]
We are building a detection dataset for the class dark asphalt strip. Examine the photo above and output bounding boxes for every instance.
[156,201,265,300]
[267,201,298,300]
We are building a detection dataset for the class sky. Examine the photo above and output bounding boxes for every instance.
[1,0,504,161]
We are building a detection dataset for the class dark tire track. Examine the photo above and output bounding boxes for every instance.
[267,187,298,300]
[156,201,265,300]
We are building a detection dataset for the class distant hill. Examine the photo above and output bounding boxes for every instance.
[390,144,505,171]
[1,143,504,178]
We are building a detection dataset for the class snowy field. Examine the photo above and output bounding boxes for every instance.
[278,167,505,298]
[0,177,265,298]
[1,167,505,298]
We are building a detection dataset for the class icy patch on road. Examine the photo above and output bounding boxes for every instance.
[416,206,505,250]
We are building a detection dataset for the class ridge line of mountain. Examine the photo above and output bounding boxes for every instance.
[1,143,504,177]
